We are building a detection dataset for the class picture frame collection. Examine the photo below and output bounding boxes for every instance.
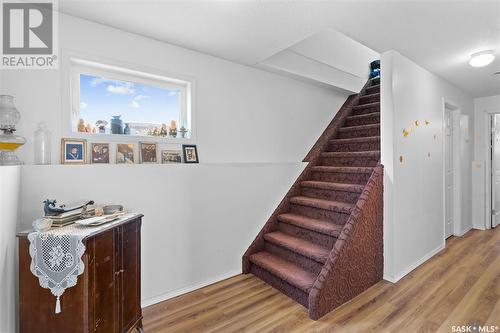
[61,138,199,165]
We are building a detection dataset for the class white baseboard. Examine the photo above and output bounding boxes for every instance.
[455,226,472,237]
[383,243,445,283]
[141,270,241,308]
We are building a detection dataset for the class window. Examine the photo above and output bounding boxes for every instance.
[70,58,192,140]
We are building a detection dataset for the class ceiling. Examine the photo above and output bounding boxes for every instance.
[60,0,500,98]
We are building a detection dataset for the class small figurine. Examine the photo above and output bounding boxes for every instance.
[77,119,86,132]
[96,120,107,133]
[179,126,188,138]
[160,123,168,137]
[169,120,177,138]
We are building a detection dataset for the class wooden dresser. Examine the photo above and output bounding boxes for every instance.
[17,214,143,333]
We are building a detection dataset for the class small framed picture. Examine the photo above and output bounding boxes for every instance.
[90,143,110,164]
[140,142,158,163]
[116,143,135,164]
[182,144,199,163]
[161,150,182,164]
[61,138,87,164]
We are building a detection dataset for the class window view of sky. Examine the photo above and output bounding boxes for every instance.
[79,73,181,130]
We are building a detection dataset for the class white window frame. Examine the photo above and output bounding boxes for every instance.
[62,52,195,144]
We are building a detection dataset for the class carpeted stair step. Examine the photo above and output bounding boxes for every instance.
[327,136,380,152]
[264,231,330,264]
[278,213,343,237]
[310,166,374,185]
[289,196,354,223]
[337,124,380,139]
[248,251,315,307]
[365,84,380,95]
[277,212,338,249]
[359,93,380,104]
[319,150,380,167]
[344,112,380,127]
[351,102,380,116]
[300,180,364,203]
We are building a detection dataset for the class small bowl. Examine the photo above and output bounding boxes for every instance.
[103,204,124,215]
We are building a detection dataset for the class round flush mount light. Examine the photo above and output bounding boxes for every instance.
[469,50,495,67]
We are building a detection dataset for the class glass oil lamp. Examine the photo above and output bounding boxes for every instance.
[0,95,26,165]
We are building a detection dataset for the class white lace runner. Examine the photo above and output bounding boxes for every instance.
[27,214,137,314]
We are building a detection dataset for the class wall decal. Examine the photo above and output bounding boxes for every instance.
[399,155,404,163]
[433,134,437,140]
[425,120,430,125]
[403,127,412,137]
[427,152,431,158]
[415,120,419,127]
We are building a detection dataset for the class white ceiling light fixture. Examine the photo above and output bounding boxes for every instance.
[469,50,495,67]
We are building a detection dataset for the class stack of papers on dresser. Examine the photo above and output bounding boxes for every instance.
[49,207,96,227]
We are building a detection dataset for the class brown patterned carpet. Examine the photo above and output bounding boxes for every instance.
[243,79,383,319]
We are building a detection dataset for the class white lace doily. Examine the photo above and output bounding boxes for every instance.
[27,214,137,314]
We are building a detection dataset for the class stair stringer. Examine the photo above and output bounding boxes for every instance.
[308,163,384,320]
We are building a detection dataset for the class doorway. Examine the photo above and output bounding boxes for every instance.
[444,107,455,238]
[490,114,500,228]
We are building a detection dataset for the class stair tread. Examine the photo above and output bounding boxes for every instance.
[366,84,380,91]
[312,166,374,173]
[360,92,380,98]
[330,136,380,143]
[249,251,316,293]
[320,151,380,157]
[264,231,330,263]
[290,196,354,214]
[346,112,380,120]
[339,123,379,131]
[301,180,365,193]
[352,101,380,110]
[278,213,344,237]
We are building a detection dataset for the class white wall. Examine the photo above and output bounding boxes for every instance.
[2,14,349,310]
[2,14,348,165]
[473,94,500,229]
[0,166,20,333]
[19,163,304,306]
[261,28,379,93]
[381,51,474,282]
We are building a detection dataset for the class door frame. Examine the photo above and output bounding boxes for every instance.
[442,98,462,240]
[487,112,500,229]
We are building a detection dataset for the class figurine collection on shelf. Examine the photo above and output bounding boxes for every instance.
[77,116,188,139]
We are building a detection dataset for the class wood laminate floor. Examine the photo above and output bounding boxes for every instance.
[143,227,500,333]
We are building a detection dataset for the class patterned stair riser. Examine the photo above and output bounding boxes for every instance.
[300,187,362,203]
[344,113,380,127]
[327,139,380,152]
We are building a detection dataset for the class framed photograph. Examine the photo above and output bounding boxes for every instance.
[116,143,135,164]
[140,142,158,163]
[90,143,110,164]
[161,150,182,164]
[61,138,87,164]
[182,144,199,163]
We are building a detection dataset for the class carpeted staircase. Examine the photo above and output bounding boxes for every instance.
[243,79,384,320]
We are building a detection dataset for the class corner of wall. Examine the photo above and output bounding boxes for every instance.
[380,50,396,280]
